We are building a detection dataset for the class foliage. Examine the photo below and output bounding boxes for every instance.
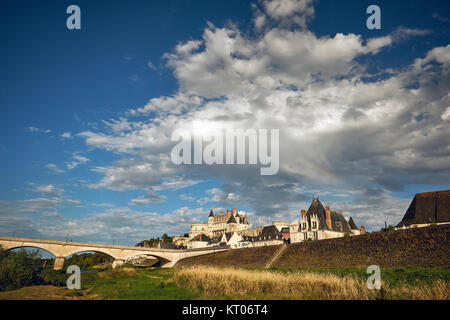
[0,246,44,291]
[135,234,174,247]
[64,252,111,269]
[381,225,396,232]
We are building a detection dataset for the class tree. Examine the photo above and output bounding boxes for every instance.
[0,246,44,291]
[162,234,173,243]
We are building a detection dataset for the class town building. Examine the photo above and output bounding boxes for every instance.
[252,225,284,247]
[186,234,213,249]
[396,190,450,229]
[290,197,364,243]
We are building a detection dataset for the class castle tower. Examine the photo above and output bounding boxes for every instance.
[226,214,238,232]
[208,209,214,225]
[300,210,307,231]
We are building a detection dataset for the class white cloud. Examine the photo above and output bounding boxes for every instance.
[26,126,51,134]
[147,61,157,70]
[46,163,65,174]
[262,0,315,28]
[73,0,449,231]
[61,132,72,139]
[33,184,63,198]
[66,154,89,170]
[129,190,167,205]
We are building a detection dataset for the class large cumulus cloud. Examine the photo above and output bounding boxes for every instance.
[75,0,450,232]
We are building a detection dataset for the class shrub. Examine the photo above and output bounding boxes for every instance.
[0,246,44,291]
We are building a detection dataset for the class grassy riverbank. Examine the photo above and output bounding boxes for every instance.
[0,266,448,300]
[174,266,449,300]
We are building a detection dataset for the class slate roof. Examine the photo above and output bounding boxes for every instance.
[158,242,176,249]
[305,198,352,233]
[348,217,358,230]
[210,235,222,244]
[253,225,283,241]
[241,235,257,242]
[261,225,281,236]
[223,232,233,241]
[189,234,211,243]
[227,214,238,224]
[280,227,290,234]
[397,190,450,227]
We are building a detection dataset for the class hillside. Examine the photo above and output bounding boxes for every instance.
[175,244,281,268]
[175,224,450,268]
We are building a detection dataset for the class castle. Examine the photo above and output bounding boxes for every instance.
[289,197,364,243]
[171,190,449,249]
[172,198,365,249]
[189,208,250,238]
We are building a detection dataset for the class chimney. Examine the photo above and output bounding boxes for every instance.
[232,208,237,215]
[301,210,306,219]
[360,225,366,234]
[325,206,332,229]
[227,210,231,216]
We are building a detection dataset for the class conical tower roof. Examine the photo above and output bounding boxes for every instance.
[227,214,237,224]
[305,197,328,230]
[209,209,214,218]
[348,217,358,230]
[305,197,352,233]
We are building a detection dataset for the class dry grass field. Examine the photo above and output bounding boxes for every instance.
[173,266,450,300]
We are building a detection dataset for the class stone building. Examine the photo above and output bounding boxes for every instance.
[396,190,450,229]
[252,225,284,247]
[290,197,364,243]
[189,208,250,238]
[186,234,212,249]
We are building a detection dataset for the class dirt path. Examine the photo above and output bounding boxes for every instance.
[0,285,99,300]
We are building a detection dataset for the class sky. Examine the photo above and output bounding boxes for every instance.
[0,0,449,247]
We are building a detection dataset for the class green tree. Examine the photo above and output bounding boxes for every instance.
[0,246,44,291]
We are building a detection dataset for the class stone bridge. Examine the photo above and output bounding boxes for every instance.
[0,236,229,270]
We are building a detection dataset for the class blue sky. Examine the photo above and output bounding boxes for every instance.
[1,0,449,246]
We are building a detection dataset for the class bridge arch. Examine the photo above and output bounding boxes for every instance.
[3,244,58,258]
[64,250,115,268]
[122,252,171,266]
[65,248,117,260]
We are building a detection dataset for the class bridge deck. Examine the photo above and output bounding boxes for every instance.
[0,236,229,253]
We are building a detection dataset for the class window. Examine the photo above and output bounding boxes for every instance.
[302,223,307,230]
[312,222,317,229]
